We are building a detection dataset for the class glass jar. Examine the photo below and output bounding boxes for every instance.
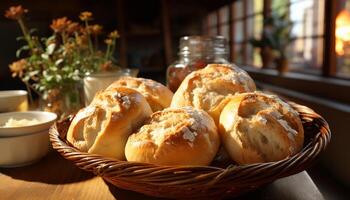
[83,68,139,105]
[40,81,83,119]
[166,36,230,92]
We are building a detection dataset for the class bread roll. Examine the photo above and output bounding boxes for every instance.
[125,107,220,166]
[219,92,304,164]
[171,64,256,124]
[106,76,173,112]
[67,87,152,159]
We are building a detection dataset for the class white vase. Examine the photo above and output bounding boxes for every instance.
[83,69,138,105]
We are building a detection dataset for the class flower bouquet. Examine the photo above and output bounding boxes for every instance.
[5,5,123,117]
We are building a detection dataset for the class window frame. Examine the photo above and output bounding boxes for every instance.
[203,0,344,79]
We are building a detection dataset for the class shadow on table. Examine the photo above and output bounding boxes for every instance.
[104,180,169,200]
[103,179,265,200]
[0,150,94,184]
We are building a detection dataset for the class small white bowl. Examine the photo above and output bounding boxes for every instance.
[0,90,28,112]
[0,111,57,137]
[0,111,57,167]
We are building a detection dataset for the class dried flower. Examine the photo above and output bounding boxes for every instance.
[104,38,113,45]
[44,98,62,115]
[66,22,80,34]
[100,61,113,71]
[9,59,27,78]
[79,11,93,21]
[47,88,60,101]
[109,30,120,39]
[76,34,88,46]
[89,24,103,35]
[4,5,28,20]
[50,17,72,33]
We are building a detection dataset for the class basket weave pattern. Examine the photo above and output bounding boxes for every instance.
[49,102,331,199]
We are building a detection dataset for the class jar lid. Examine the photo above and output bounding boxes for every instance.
[179,36,228,56]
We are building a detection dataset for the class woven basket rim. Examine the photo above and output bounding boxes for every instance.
[49,102,331,199]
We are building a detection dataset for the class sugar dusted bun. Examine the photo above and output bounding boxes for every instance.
[125,107,220,166]
[171,64,256,124]
[219,92,304,164]
[67,87,152,160]
[106,76,173,112]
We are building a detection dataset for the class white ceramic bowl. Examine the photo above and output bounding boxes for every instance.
[0,111,57,167]
[0,90,28,112]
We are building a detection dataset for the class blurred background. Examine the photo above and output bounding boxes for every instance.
[1,0,349,199]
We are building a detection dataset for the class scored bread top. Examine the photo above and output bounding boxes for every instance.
[106,76,173,112]
[67,87,152,159]
[171,64,256,124]
[219,92,304,164]
[125,106,220,166]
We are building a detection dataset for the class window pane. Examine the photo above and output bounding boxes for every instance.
[208,11,217,27]
[233,43,244,64]
[219,24,230,41]
[208,27,218,36]
[246,15,263,39]
[287,37,323,71]
[247,0,263,16]
[246,44,262,67]
[336,1,350,78]
[289,0,325,37]
[234,21,244,42]
[233,1,244,19]
[272,0,289,14]
[219,6,229,23]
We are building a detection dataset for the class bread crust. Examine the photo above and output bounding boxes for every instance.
[219,92,304,164]
[106,76,173,112]
[171,64,256,125]
[67,87,152,159]
[125,107,220,166]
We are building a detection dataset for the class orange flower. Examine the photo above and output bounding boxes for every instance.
[4,5,28,20]
[9,59,27,78]
[66,22,80,34]
[104,38,113,45]
[76,34,88,46]
[100,61,113,71]
[79,11,93,21]
[47,88,61,101]
[50,17,72,33]
[109,30,120,39]
[89,24,103,35]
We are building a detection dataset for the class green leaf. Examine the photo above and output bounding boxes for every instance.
[46,43,56,55]
[41,53,49,60]
[16,36,25,41]
[16,45,30,58]
[28,70,39,77]
[29,28,38,35]
[55,59,63,66]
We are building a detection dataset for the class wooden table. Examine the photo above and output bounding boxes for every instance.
[0,151,324,200]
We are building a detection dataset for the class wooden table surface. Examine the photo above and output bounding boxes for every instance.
[0,150,324,200]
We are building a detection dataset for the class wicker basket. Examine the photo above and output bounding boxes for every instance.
[49,102,331,199]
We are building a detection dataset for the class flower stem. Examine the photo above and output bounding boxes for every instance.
[24,81,34,105]
[110,39,116,59]
[105,44,111,60]
[85,21,94,54]
[17,18,34,50]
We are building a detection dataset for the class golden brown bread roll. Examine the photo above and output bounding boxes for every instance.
[67,87,152,159]
[219,92,304,164]
[125,106,220,166]
[171,64,256,125]
[106,76,173,112]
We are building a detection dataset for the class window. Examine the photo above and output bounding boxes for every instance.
[273,0,325,73]
[203,0,326,74]
[230,0,263,67]
[335,0,350,78]
[203,0,350,80]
